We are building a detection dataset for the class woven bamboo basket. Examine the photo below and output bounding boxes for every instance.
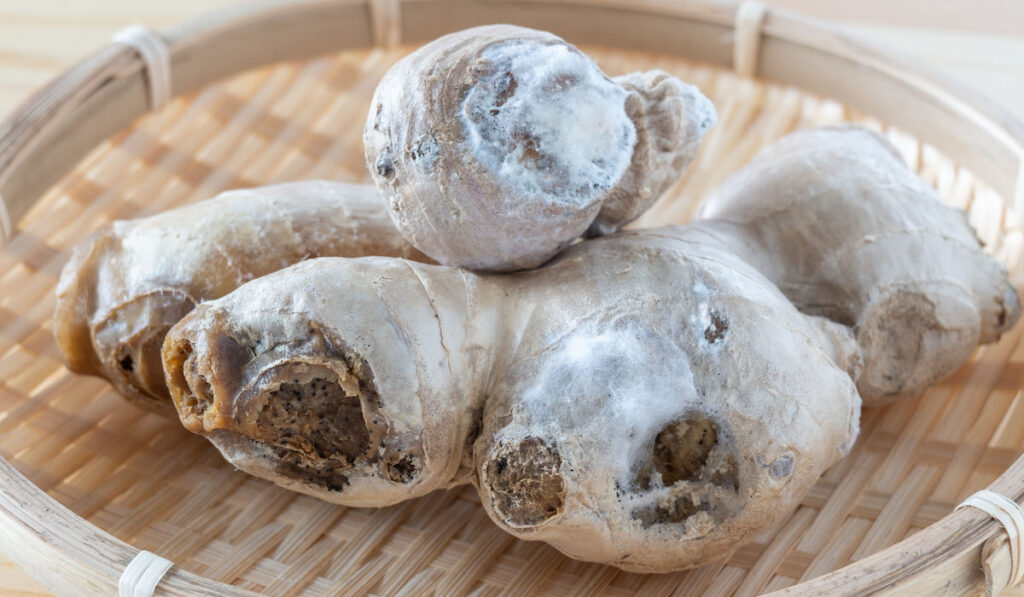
[1,0,1023,595]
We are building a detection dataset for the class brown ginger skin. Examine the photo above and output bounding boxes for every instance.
[364,25,715,272]
[162,226,860,570]
[55,181,427,414]
[696,127,1021,404]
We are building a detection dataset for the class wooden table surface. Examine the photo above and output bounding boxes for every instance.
[0,1,1021,595]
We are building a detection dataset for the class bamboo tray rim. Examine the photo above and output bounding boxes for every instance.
[1,1,1023,595]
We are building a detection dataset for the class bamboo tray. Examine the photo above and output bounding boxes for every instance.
[1,0,1024,595]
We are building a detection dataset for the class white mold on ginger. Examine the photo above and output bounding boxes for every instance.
[364,24,715,271]
[462,41,636,206]
[493,324,701,501]
[474,228,860,571]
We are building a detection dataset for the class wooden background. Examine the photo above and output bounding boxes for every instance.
[0,0,1021,595]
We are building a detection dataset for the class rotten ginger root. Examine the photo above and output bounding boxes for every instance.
[156,126,1021,572]
[695,127,1021,404]
[55,181,428,414]
[364,24,716,272]
[162,227,861,571]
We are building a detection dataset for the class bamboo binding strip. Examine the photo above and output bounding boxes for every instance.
[957,490,1024,594]
[732,1,768,78]
[118,551,175,597]
[111,26,173,112]
[0,1,1023,595]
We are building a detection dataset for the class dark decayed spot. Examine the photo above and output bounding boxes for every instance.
[704,310,728,344]
[486,437,566,526]
[631,416,740,527]
[375,151,395,178]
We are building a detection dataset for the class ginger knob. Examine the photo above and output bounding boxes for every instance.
[364,25,715,271]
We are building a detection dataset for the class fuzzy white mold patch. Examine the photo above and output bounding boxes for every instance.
[500,319,699,490]
[674,83,718,162]
[461,41,636,206]
[683,278,727,346]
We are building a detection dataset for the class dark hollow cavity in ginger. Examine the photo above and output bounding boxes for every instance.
[632,415,741,527]
[257,376,372,468]
[486,437,567,527]
[653,416,720,484]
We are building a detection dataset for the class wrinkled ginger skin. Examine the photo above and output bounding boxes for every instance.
[364,25,714,272]
[163,227,859,571]
[163,257,503,507]
[587,70,716,236]
[697,127,1021,404]
[55,181,427,415]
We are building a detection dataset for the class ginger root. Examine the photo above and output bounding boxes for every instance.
[588,70,714,236]
[155,126,1022,571]
[157,126,1020,571]
[162,227,860,570]
[364,25,715,272]
[164,257,503,506]
[55,181,427,414]
[696,127,1021,404]
[471,227,860,572]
